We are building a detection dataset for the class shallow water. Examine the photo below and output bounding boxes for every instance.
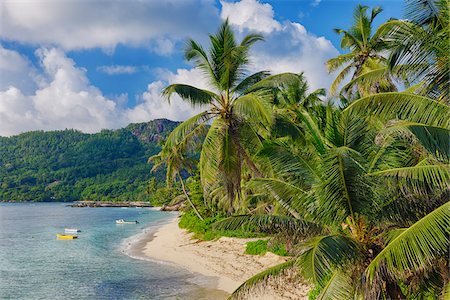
[0,202,227,299]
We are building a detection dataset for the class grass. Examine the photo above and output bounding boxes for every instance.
[245,239,289,256]
[178,211,264,240]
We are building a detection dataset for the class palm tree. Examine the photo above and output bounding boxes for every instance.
[379,0,449,101]
[149,144,204,220]
[215,89,450,298]
[326,5,396,98]
[161,20,299,212]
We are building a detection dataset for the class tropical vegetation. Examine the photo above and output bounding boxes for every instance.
[0,119,181,204]
[156,1,449,299]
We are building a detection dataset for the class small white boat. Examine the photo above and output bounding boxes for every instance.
[116,219,139,224]
[64,228,81,233]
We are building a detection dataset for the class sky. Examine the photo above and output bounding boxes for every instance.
[0,0,405,136]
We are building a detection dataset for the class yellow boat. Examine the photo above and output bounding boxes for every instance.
[56,234,78,240]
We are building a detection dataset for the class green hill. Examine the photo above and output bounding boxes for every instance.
[0,119,179,202]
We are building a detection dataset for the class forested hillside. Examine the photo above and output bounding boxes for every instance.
[0,119,179,202]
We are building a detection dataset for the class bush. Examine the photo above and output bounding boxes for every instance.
[179,211,263,241]
[245,239,289,256]
[245,239,268,255]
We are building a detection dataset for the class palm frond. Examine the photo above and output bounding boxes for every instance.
[317,146,367,224]
[258,140,320,184]
[232,71,271,95]
[162,84,217,108]
[213,214,322,236]
[246,72,304,93]
[326,53,354,73]
[229,260,296,300]
[316,270,354,300]
[329,64,354,96]
[232,92,273,127]
[185,39,219,88]
[249,178,312,220]
[343,92,450,128]
[366,201,450,282]
[296,235,360,286]
[368,163,450,194]
[388,122,450,159]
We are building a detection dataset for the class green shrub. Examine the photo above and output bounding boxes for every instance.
[245,240,269,255]
[245,239,290,256]
[179,211,262,240]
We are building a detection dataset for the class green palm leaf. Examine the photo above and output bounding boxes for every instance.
[296,235,359,286]
[366,201,450,281]
[213,214,322,236]
[380,121,450,159]
[316,270,354,300]
[368,163,450,193]
[232,71,271,95]
[250,178,312,220]
[232,92,273,127]
[343,92,450,128]
[229,260,296,299]
[162,84,218,107]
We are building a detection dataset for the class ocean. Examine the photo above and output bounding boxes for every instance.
[0,202,226,299]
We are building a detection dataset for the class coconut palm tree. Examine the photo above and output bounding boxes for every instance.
[215,89,450,298]
[160,20,299,212]
[149,144,204,220]
[379,0,449,101]
[326,5,396,98]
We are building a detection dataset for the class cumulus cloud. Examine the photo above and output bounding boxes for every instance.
[0,0,341,136]
[0,46,207,136]
[97,65,138,75]
[0,45,38,94]
[0,0,219,53]
[0,47,124,136]
[311,0,322,7]
[126,68,211,122]
[221,0,338,90]
[220,0,281,33]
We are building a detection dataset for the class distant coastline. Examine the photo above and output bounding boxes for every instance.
[68,201,154,208]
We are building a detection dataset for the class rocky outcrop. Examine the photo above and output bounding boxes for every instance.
[127,119,180,143]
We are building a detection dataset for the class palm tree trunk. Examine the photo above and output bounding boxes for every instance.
[177,172,204,220]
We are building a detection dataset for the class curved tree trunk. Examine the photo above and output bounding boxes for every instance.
[177,172,204,220]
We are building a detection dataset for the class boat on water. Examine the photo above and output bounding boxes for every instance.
[56,234,78,240]
[64,228,81,233]
[115,219,139,224]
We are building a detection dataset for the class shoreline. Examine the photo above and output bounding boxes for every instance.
[127,214,309,299]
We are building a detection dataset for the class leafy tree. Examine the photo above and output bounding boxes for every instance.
[380,0,449,101]
[326,5,396,98]
[161,20,299,212]
[216,88,449,298]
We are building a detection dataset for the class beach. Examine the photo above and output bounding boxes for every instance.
[139,215,310,299]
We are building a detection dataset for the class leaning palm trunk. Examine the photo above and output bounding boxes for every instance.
[177,173,204,220]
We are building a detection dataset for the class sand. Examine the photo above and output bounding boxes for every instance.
[142,216,310,299]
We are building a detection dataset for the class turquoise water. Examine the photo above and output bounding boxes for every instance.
[0,203,223,299]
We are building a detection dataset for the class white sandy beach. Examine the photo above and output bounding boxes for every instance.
[143,216,309,299]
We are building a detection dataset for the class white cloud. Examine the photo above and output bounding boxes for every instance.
[221,0,339,90]
[0,0,341,136]
[0,45,38,94]
[311,0,322,7]
[220,0,281,33]
[97,65,138,75]
[0,0,219,54]
[126,68,210,122]
[0,47,125,136]
[0,46,208,136]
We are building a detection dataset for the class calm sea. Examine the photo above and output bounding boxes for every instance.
[0,203,226,299]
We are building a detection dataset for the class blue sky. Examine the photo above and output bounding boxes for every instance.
[0,0,404,136]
